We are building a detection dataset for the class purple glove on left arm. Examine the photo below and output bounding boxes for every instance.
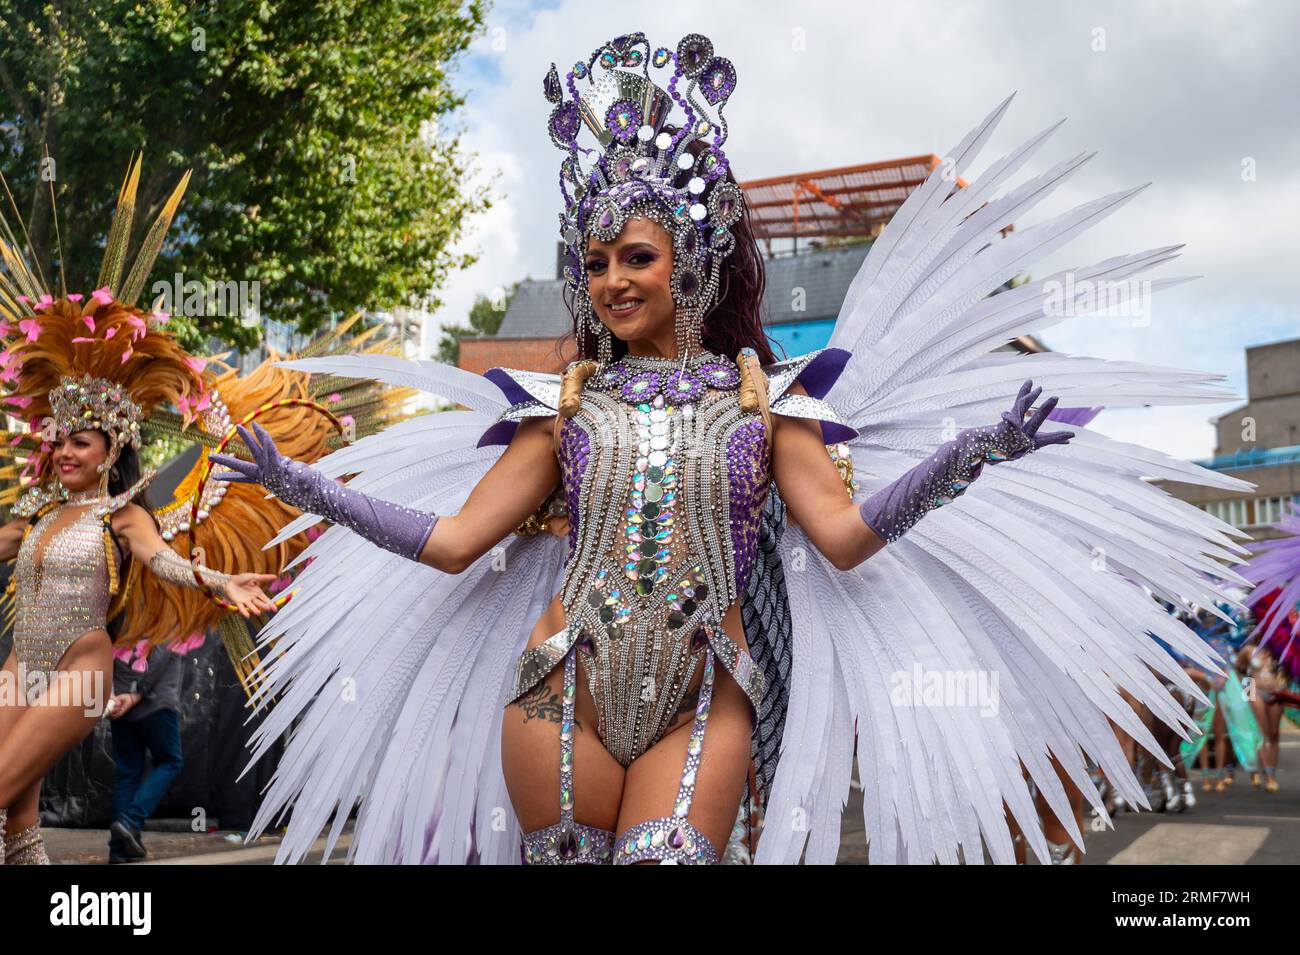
[858,379,1074,544]
[209,422,439,562]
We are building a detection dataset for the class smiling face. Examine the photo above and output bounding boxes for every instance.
[51,429,111,493]
[584,216,678,357]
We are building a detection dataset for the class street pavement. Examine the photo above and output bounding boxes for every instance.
[40,728,1299,866]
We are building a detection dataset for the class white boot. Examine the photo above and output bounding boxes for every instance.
[1047,839,1079,865]
[1159,771,1178,812]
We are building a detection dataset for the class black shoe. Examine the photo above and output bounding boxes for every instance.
[110,820,147,860]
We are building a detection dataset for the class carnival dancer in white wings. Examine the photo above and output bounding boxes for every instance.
[211,31,1251,865]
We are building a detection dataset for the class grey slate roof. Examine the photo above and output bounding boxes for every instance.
[496,278,570,338]
[495,242,874,338]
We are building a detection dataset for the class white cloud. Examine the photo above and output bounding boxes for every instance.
[424,0,1297,459]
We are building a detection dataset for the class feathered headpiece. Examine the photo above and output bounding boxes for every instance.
[0,159,415,692]
[545,32,743,363]
[0,157,205,489]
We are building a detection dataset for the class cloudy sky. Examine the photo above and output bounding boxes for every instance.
[429,0,1298,460]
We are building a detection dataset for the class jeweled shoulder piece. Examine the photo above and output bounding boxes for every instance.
[9,483,61,519]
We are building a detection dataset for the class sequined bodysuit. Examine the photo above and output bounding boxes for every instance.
[11,501,121,673]
[490,347,855,863]
[509,350,775,766]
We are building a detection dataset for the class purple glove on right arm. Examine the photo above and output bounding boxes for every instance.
[209,422,438,562]
[859,379,1073,544]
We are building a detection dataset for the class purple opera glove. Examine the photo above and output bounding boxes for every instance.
[858,379,1074,543]
[208,422,439,561]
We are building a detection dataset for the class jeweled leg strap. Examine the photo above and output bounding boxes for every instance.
[4,823,51,865]
[520,648,615,864]
[614,648,721,865]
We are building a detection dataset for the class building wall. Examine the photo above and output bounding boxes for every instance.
[1159,337,1300,541]
[458,335,576,376]
[1214,395,1300,455]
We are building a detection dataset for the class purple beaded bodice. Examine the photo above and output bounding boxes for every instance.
[552,350,768,762]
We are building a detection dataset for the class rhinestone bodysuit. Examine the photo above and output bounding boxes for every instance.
[510,351,768,767]
[11,501,121,674]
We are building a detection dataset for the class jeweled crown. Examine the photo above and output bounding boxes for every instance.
[545,33,743,312]
[48,373,144,454]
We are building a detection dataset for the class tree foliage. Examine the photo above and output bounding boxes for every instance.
[0,0,488,350]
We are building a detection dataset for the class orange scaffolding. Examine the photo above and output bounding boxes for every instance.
[740,155,967,247]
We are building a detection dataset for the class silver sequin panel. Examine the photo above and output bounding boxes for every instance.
[510,379,767,766]
[12,504,121,674]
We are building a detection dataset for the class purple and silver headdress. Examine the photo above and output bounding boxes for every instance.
[544,32,743,364]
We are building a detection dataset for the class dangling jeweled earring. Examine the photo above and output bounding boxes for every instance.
[674,303,703,364]
[582,290,612,365]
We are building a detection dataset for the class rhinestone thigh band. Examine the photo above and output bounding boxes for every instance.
[520,648,616,864]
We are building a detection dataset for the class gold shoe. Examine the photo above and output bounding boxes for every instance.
[1214,778,1228,793]
[1225,773,1236,787]
[1266,776,1280,793]
[1252,772,1263,788]
[1201,777,1213,793]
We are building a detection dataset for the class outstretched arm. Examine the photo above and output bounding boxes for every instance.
[110,503,278,618]
[772,383,884,572]
[209,416,561,575]
[775,379,1073,572]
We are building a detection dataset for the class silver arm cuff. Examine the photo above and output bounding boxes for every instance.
[149,547,233,599]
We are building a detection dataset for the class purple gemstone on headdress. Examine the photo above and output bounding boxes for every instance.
[543,64,562,104]
[549,101,579,141]
[676,34,713,75]
[664,369,704,405]
[605,99,641,143]
[622,371,662,402]
[682,228,698,256]
[698,361,740,390]
[677,267,700,299]
[598,207,616,230]
[718,195,736,218]
[699,57,736,105]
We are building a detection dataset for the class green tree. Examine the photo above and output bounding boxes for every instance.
[0,0,489,351]
[437,279,520,365]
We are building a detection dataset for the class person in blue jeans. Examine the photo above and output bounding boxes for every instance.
[107,644,185,863]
